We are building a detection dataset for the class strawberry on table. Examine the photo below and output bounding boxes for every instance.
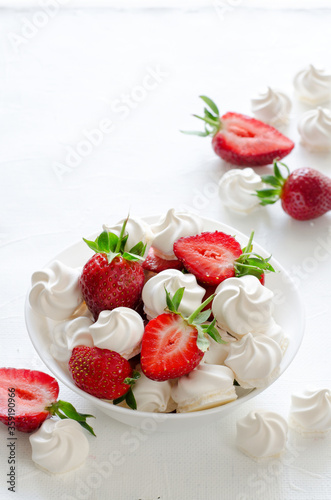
[256,160,331,220]
[140,288,225,381]
[0,368,95,434]
[69,346,140,409]
[80,217,145,320]
[183,96,294,166]
[173,230,274,286]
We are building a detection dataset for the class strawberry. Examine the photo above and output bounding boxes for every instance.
[69,346,140,409]
[256,160,331,220]
[80,217,145,320]
[142,246,184,273]
[140,288,225,381]
[173,231,274,286]
[0,368,95,434]
[183,96,294,166]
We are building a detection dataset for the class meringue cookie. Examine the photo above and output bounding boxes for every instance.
[293,64,331,104]
[171,364,237,413]
[263,319,289,354]
[202,329,237,365]
[289,387,331,435]
[224,333,282,389]
[132,370,174,413]
[103,216,154,257]
[218,168,264,214]
[30,419,89,474]
[212,276,275,338]
[29,261,83,321]
[142,269,205,319]
[251,87,292,126]
[236,410,288,459]
[151,208,203,259]
[298,107,331,151]
[50,316,94,362]
[89,307,144,359]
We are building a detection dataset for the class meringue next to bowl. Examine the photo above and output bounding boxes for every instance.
[28,209,288,416]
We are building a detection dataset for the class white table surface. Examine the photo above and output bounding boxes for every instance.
[1,3,331,500]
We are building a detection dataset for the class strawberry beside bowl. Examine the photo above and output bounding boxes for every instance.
[25,216,305,432]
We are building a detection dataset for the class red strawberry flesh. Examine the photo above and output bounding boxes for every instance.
[212,112,294,166]
[0,368,59,433]
[69,346,132,400]
[142,246,183,273]
[173,231,242,285]
[140,313,204,381]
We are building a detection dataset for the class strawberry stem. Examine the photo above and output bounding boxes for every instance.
[181,95,222,137]
[256,160,290,206]
[234,231,275,281]
[45,400,96,436]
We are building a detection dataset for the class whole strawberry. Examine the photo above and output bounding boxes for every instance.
[183,96,294,166]
[0,368,95,434]
[80,218,145,320]
[140,288,225,381]
[69,346,140,409]
[256,161,331,220]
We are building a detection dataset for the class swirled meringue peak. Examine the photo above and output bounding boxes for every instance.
[171,364,237,413]
[131,369,174,413]
[103,216,154,258]
[212,276,275,338]
[224,333,282,389]
[89,307,144,359]
[142,269,205,320]
[298,107,331,151]
[150,208,203,259]
[203,328,237,365]
[29,261,83,321]
[251,87,292,127]
[294,64,331,104]
[218,168,264,214]
[236,410,288,459]
[50,316,94,362]
[289,387,331,435]
[30,419,89,474]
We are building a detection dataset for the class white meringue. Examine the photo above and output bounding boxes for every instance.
[224,333,282,389]
[212,276,275,338]
[151,208,203,259]
[171,364,237,413]
[298,107,331,151]
[218,168,264,214]
[142,269,205,320]
[30,419,89,474]
[289,387,331,435]
[103,216,154,257]
[236,410,288,459]
[202,329,237,366]
[89,307,144,359]
[132,370,174,413]
[50,316,94,362]
[293,64,331,104]
[251,87,292,126]
[29,261,83,321]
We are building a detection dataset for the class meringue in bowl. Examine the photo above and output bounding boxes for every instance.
[25,215,304,432]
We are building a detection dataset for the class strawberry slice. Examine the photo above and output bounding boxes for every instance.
[140,313,204,381]
[142,246,184,273]
[183,96,294,166]
[173,231,274,285]
[0,368,95,434]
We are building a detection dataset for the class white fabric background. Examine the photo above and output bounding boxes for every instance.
[0,3,331,500]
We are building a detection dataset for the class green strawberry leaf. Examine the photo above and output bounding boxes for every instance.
[122,252,144,262]
[235,231,275,280]
[96,231,111,253]
[192,309,211,325]
[202,319,227,344]
[199,95,219,116]
[83,238,100,253]
[125,387,137,410]
[196,325,210,352]
[172,287,185,311]
[46,400,96,436]
[129,241,147,257]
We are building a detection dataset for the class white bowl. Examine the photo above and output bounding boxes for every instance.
[25,216,305,432]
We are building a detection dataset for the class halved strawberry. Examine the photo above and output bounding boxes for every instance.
[69,346,140,409]
[0,368,95,434]
[183,96,294,166]
[140,288,225,381]
[142,246,183,273]
[173,231,274,285]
